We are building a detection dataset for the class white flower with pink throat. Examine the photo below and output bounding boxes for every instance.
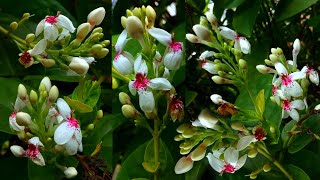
[128,54,172,112]
[9,97,26,131]
[198,50,217,74]
[54,98,83,155]
[219,26,251,54]
[282,99,305,121]
[148,27,183,70]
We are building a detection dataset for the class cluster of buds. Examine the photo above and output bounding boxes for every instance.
[186,11,250,86]
[15,7,109,76]
[256,39,319,121]
[8,77,83,179]
[113,5,184,116]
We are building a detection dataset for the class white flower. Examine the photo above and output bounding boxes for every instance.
[64,167,78,179]
[45,107,64,129]
[128,55,172,112]
[198,51,217,74]
[18,39,47,68]
[282,99,305,121]
[113,30,134,75]
[207,147,247,174]
[237,127,267,151]
[36,14,75,42]
[210,94,226,105]
[219,26,251,54]
[87,7,106,27]
[9,97,26,131]
[68,57,90,76]
[148,27,183,70]
[192,109,219,129]
[301,66,319,86]
[54,98,83,155]
[174,156,194,174]
[274,62,305,98]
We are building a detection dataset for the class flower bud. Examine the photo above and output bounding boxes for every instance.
[174,156,194,174]
[182,128,196,138]
[315,104,320,111]
[132,7,142,18]
[90,44,103,54]
[126,9,133,16]
[69,57,89,75]
[126,16,144,40]
[192,24,212,41]
[249,173,258,179]
[40,58,56,68]
[25,33,35,43]
[176,124,190,133]
[121,105,137,119]
[87,7,105,26]
[96,48,109,58]
[248,148,258,158]
[205,12,217,27]
[293,39,300,55]
[87,123,94,131]
[231,121,246,131]
[121,16,127,29]
[112,77,118,89]
[212,76,233,84]
[256,65,274,74]
[239,59,247,69]
[264,59,273,66]
[10,21,18,31]
[174,134,184,141]
[96,110,103,119]
[16,112,32,126]
[64,167,78,179]
[76,22,91,41]
[18,84,28,100]
[269,54,278,63]
[10,145,25,157]
[101,40,110,47]
[271,48,277,54]
[269,126,276,134]
[119,92,131,105]
[48,85,59,103]
[40,77,52,92]
[92,27,103,34]
[263,163,272,172]
[22,13,31,19]
[30,90,38,104]
[276,48,283,55]
[146,5,156,27]
[190,143,207,161]
[186,34,200,43]
[210,94,224,105]
[17,131,26,140]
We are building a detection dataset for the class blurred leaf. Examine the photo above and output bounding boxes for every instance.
[0,156,28,179]
[143,139,168,173]
[255,89,265,117]
[185,160,207,180]
[275,0,318,22]
[281,120,296,143]
[286,164,310,180]
[302,114,320,131]
[224,0,247,8]
[185,90,198,107]
[28,160,63,180]
[288,133,313,154]
[232,0,260,37]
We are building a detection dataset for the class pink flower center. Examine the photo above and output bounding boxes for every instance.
[283,99,291,111]
[169,41,182,52]
[10,112,16,118]
[235,34,240,40]
[223,163,236,173]
[170,96,183,111]
[67,117,79,128]
[133,73,150,90]
[45,16,58,24]
[281,74,293,86]
[200,59,206,67]
[307,66,314,74]
[20,51,32,64]
[254,128,266,141]
[114,51,121,62]
[27,144,39,159]
[272,84,277,95]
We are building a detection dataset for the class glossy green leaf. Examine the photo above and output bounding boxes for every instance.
[281,120,296,143]
[286,164,310,180]
[185,160,207,180]
[64,96,93,113]
[275,0,318,22]
[288,133,313,154]
[225,0,247,8]
[255,89,265,117]
[232,0,260,37]
[28,161,62,180]
[143,139,167,173]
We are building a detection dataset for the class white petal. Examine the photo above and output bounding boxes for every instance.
[74,128,82,145]
[174,156,194,174]
[291,71,306,80]
[14,97,25,112]
[54,122,75,144]
[237,136,255,151]
[207,153,224,173]
[219,26,236,40]
[235,154,247,170]
[163,51,183,70]
[10,145,25,157]
[40,77,52,92]
[30,39,47,56]
[9,115,25,131]
[82,57,95,64]
[58,28,70,40]
[115,30,128,51]
[134,54,148,74]
[212,148,225,158]
[198,109,218,129]
[239,37,251,54]
[44,24,59,41]
[57,98,71,119]
[163,68,170,78]
[138,90,155,112]
[35,20,45,36]
[113,54,133,75]
[57,15,76,33]
[290,99,305,110]
[149,78,172,90]
[191,119,204,127]
[199,50,215,60]
[202,61,217,74]
[310,71,319,86]
[29,137,44,147]
[287,81,303,97]
[32,153,45,166]
[274,62,288,75]
[64,137,78,155]
[122,51,135,64]
[224,147,239,166]
[148,27,172,46]
[288,109,299,121]
[282,109,289,119]
[128,81,137,96]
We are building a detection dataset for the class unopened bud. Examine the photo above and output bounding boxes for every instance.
[263,163,272,172]
[126,10,133,16]
[16,112,32,126]
[269,54,278,63]
[69,57,89,75]
[239,59,247,69]
[248,148,258,158]
[186,34,200,43]
[205,12,217,27]
[293,39,300,55]
[10,21,18,31]
[17,131,26,140]
[18,84,28,100]
[122,105,137,119]
[25,33,35,43]
[64,167,78,179]
[96,48,109,59]
[193,24,212,41]
[87,123,94,131]
[276,47,283,55]
[2,140,10,149]
[76,23,91,41]
[40,58,56,68]
[174,134,184,141]
[315,104,320,111]
[264,59,273,66]
[101,40,110,47]
[121,16,127,29]
[177,124,190,133]
[48,85,59,103]
[112,77,118,89]
[212,76,233,84]
[90,44,103,54]
[146,5,156,28]
[92,27,103,34]
[132,7,142,18]
[87,7,105,26]
[40,77,52,92]
[256,65,276,74]
[126,16,144,40]
[210,94,224,105]
[269,126,275,134]
[231,121,246,131]
[119,92,131,105]
[97,110,103,119]
[190,143,207,161]
[249,173,258,179]
[10,145,25,157]
[271,48,277,54]
[30,90,38,104]
[22,13,31,19]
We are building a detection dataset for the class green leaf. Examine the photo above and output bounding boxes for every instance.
[28,160,63,180]
[288,133,313,154]
[143,139,167,173]
[286,164,310,180]
[64,96,93,113]
[185,160,207,180]
[255,89,265,117]
[275,0,318,22]
[232,0,260,37]
[185,90,198,107]
[281,120,296,143]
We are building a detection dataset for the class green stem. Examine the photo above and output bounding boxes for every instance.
[153,116,160,180]
[112,67,131,82]
[0,26,29,46]
[257,147,293,180]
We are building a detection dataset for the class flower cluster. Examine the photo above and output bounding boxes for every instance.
[256,39,319,121]
[16,7,109,76]
[9,77,83,178]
